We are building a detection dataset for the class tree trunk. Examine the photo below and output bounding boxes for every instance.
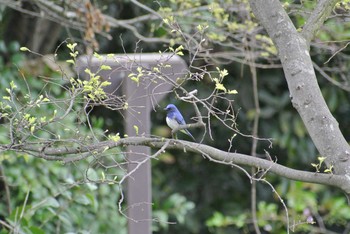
[249,0,350,176]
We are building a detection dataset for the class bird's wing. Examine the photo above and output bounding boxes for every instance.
[174,112,186,125]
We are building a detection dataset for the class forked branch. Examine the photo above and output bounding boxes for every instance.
[9,137,350,194]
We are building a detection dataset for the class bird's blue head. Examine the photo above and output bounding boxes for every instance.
[164,104,178,113]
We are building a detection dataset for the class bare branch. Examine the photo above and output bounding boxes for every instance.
[301,0,340,44]
[313,61,350,92]
[11,137,350,193]
[129,0,162,19]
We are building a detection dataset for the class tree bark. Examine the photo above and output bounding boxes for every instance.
[14,136,350,193]
[301,0,340,45]
[248,0,350,176]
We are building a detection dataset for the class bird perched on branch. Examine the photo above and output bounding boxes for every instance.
[164,104,195,141]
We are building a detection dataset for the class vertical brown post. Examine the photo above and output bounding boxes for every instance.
[77,53,187,234]
[124,76,152,234]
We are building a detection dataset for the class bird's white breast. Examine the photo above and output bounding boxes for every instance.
[166,117,179,130]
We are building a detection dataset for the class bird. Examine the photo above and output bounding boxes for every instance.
[164,104,195,141]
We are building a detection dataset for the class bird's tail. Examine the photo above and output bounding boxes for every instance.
[183,129,195,141]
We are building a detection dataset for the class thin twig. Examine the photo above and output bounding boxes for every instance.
[246,34,262,234]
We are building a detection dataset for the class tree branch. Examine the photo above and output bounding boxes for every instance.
[10,137,350,193]
[249,0,350,176]
[301,0,340,44]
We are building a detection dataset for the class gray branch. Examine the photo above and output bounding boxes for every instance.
[301,0,340,44]
[10,137,350,193]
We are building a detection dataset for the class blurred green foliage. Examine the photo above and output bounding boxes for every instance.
[0,41,127,234]
[1,0,350,233]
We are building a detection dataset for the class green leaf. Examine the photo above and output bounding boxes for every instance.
[318,156,326,163]
[219,68,228,78]
[45,197,60,208]
[84,68,93,76]
[20,47,30,52]
[215,83,227,92]
[130,76,139,84]
[67,43,77,51]
[101,171,106,181]
[30,125,35,133]
[228,89,238,94]
[176,51,184,56]
[93,52,102,60]
[10,81,17,89]
[100,65,112,70]
[134,125,139,135]
[100,81,111,87]
[108,133,120,142]
[75,194,91,205]
[66,59,75,64]
[29,226,46,234]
